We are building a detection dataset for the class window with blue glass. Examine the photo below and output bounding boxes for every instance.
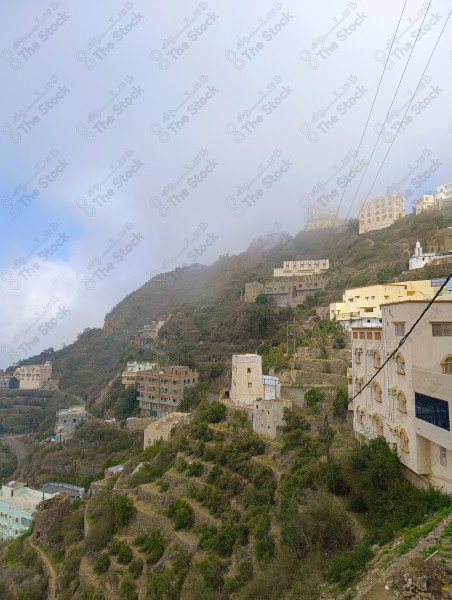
[415,392,450,431]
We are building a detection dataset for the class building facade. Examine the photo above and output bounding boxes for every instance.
[426,227,452,254]
[252,398,292,439]
[55,405,86,438]
[359,194,405,235]
[350,300,452,493]
[330,280,452,330]
[273,259,330,277]
[121,361,157,387]
[415,194,436,215]
[138,366,199,418]
[0,482,57,540]
[18,362,52,390]
[435,182,452,211]
[230,354,264,408]
[0,375,19,389]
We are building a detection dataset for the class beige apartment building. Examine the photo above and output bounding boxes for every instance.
[138,365,199,418]
[350,300,452,493]
[415,194,436,215]
[330,280,451,330]
[17,362,52,390]
[359,194,405,235]
[121,361,157,387]
[273,259,330,277]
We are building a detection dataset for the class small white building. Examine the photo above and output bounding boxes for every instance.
[0,482,57,540]
[55,405,86,438]
[409,241,436,270]
[415,195,436,215]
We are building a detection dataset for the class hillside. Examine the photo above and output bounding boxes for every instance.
[10,208,452,407]
[1,396,450,600]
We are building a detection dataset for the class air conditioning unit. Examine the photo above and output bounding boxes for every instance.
[389,423,400,434]
[366,349,374,356]
[388,385,398,395]
[356,347,363,353]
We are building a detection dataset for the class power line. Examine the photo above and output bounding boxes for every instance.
[360,6,452,202]
[352,271,452,401]
[340,0,434,226]
[320,0,409,258]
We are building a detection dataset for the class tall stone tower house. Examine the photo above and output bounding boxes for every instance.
[230,354,264,407]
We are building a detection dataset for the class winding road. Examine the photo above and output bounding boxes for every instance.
[3,435,27,464]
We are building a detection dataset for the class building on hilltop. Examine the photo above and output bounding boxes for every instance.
[0,374,19,389]
[358,194,405,235]
[143,412,191,448]
[17,362,52,390]
[273,259,330,277]
[55,405,86,439]
[229,354,291,439]
[0,481,58,541]
[330,279,452,330]
[409,241,437,270]
[415,194,436,215]
[350,299,452,493]
[138,365,199,418]
[304,205,340,231]
[435,182,452,211]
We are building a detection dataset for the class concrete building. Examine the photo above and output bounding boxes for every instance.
[415,194,436,215]
[330,280,452,330]
[0,481,58,540]
[304,206,340,231]
[245,273,329,307]
[138,365,199,418]
[143,412,191,448]
[55,405,86,438]
[435,182,452,211]
[253,398,292,439]
[426,227,452,255]
[350,300,452,493]
[273,259,330,277]
[121,361,157,387]
[18,362,52,390]
[359,194,405,235]
[230,354,264,408]
[0,374,19,389]
[140,321,165,340]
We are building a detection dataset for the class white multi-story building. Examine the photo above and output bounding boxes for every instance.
[0,482,58,540]
[350,299,452,493]
[415,194,436,215]
[17,362,52,390]
[435,182,452,211]
[359,194,405,235]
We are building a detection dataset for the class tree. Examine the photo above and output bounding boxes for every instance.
[255,294,269,304]
[167,499,193,529]
[304,388,324,408]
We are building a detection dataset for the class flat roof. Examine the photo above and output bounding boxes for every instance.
[381,299,452,306]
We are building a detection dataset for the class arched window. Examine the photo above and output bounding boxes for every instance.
[400,428,409,453]
[355,378,363,393]
[373,382,382,402]
[373,350,381,368]
[376,416,384,437]
[441,355,452,375]
[398,391,407,413]
[395,353,405,374]
[356,408,364,425]
[354,347,361,365]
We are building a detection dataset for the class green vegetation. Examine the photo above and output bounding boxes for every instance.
[134,528,164,564]
[167,499,194,530]
[0,441,17,480]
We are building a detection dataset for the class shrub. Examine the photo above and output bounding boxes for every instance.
[186,461,204,477]
[93,552,110,574]
[167,499,193,530]
[198,554,225,590]
[119,578,137,600]
[134,528,164,564]
[207,402,227,423]
[159,481,169,492]
[304,388,324,408]
[109,539,133,564]
[113,495,136,529]
[128,557,144,578]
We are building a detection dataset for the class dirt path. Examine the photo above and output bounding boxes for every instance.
[28,537,56,600]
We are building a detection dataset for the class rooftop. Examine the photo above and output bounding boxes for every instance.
[0,484,55,513]
[56,405,86,415]
[145,412,190,434]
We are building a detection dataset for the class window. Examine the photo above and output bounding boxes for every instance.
[373,382,382,402]
[440,446,447,467]
[432,323,452,336]
[366,331,373,339]
[356,408,363,424]
[440,355,452,374]
[355,378,363,393]
[376,416,384,437]
[375,331,381,340]
[397,391,407,413]
[400,429,409,453]
[415,392,450,431]
[248,382,252,388]
[394,323,405,336]
[247,368,251,373]
[373,350,381,368]
[359,331,365,339]
[353,332,358,339]
[395,353,405,374]
[354,348,361,364]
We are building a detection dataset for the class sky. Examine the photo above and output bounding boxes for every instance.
[0,0,451,368]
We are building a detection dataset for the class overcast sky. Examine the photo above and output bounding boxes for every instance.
[0,0,451,368]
